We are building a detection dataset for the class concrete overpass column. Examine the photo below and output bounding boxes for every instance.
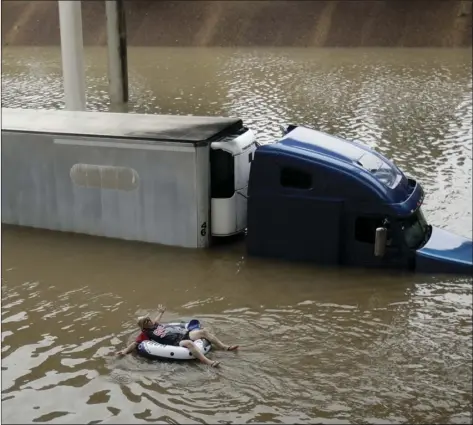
[105,0,129,112]
[58,0,87,111]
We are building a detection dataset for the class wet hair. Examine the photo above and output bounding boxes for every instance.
[137,316,151,329]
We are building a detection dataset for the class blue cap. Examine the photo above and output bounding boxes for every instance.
[187,319,201,331]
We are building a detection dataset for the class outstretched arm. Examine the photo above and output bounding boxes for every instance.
[153,304,166,323]
[117,341,138,356]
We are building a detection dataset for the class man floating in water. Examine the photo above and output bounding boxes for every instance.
[116,305,238,367]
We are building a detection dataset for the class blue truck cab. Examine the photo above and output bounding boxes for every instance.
[246,125,472,275]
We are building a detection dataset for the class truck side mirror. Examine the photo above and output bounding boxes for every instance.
[374,227,387,257]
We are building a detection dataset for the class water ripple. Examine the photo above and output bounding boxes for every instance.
[1,47,472,424]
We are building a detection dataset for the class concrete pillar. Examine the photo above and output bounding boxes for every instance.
[58,1,86,111]
[105,0,129,112]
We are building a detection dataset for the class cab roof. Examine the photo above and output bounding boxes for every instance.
[279,126,372,164]
[261,125,409,203]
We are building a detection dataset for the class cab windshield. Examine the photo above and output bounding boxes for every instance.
[356,153,399,188]
[401,208,430,249]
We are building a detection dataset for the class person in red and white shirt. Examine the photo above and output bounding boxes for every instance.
[116,305,238,367]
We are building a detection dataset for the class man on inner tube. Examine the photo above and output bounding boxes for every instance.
[116,305,238,367]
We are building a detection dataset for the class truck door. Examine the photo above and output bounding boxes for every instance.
[344,215,408,269]
[210,129,257,237]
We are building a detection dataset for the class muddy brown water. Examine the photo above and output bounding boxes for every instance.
[1,47,472,424]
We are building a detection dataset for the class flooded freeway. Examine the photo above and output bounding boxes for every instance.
[1,47,472,424]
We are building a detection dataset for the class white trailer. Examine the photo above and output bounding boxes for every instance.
[1,108,257,248]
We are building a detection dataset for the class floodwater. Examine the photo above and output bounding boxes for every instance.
[1,47,472,424]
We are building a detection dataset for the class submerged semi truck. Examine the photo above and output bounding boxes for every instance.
[2,108,472,275]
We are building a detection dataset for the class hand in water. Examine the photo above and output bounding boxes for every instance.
[116,350,125,356]
[157,304,166,313]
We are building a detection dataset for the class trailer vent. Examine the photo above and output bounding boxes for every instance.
[70,164,139,191]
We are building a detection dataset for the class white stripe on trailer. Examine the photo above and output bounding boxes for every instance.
[54,138,196,152]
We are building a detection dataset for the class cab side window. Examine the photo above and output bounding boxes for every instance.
[280,167,312,189]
